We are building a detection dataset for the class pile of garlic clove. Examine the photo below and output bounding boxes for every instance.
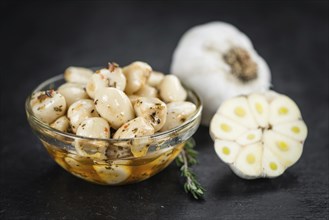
[30,62,197,159]
[210,91,307,179]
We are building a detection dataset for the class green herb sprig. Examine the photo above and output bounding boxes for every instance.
[176,139,205,200]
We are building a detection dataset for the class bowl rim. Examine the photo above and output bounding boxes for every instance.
[26,73,203,142]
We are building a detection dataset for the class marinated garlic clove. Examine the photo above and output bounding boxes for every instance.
[58,82,89,106]
[134,85,158,98]
[64,154,99,182]
[159,75,187,102]
[95,87,135,129]
[113,117,154,139]
[128,95,141,105]
[30,90,67,124]
[93,164,131,185]
[106,145,133,159]
[75,117,110,159]
[105,63,126,91]
[50,115,70,132]
[67,99,98,133]
[210,91,307,179]
[86,72,109,99]
[64,66,93,84]
[76,117,110,139]
[123,61,152,95]
[134,97,167,132]
[147,71,164,87]
[160,101,196,131]
[113,117,155,157]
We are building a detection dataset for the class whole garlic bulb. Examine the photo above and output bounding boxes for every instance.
[171,21,271,125]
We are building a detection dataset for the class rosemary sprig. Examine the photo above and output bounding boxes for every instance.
[176,139,205,200]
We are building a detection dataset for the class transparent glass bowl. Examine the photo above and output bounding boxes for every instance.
[26,74,202,185]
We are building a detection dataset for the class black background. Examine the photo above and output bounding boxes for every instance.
[1,1,328,219]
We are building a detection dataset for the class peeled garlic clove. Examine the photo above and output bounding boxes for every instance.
[263,130,303,168]
[134,85,158,98]
[247,93,270,128]
[210,91,307,179]
[218,96,258,129]
[159,75,187,102]
[123,61,152,95]
[64,154,99,182]
[210,114,248,141]
[106,145,133,159]
[232,142,263,179]
[67,99,98,132]
[160,101,196,131]
[74,117,110,159]
[93,164,131,185]
[58,82,89,106]
[113,117,154,157]
[134,97,167,132]
[171,22,271,125]
[64,66,93,84]
[147,71,164,87]
[214,140,241,163]
[50,115,70,132]
[269,95,301,125]
[128,95,140,105]
[94,87,135,129]
[273,120,308,142]
[30,90,67,124]
[86,72,109,99]
[76,117,110,139]
[106,64,126,91]
[113,117,154,139]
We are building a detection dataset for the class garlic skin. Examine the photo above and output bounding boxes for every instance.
[210,91,307,179]
[171,21,271,125]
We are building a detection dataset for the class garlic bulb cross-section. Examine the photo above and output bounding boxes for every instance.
[171,21,271,125]
[210,91,307,179]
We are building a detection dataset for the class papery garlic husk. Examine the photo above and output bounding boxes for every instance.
[171,21,271,125]
[210,91,307,179]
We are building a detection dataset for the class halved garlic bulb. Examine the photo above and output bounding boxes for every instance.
[210,91,307,179]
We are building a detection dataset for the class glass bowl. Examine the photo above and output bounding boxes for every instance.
[25,74,202,185]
